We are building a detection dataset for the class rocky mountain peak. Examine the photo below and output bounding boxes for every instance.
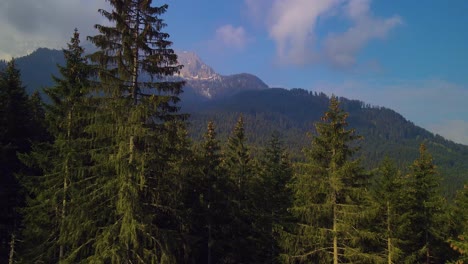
[176,51,218,80]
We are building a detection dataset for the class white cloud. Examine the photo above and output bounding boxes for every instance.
[245,0,402,67]
[215,24,249,50]
[324,0,402,68]
[268,0,338,65]
[0,0,109,60]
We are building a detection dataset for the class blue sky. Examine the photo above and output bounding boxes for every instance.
[0,0,467,144]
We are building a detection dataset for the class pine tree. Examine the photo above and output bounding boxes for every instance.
[186,121,234,263]
[257,132,293,263]
[402,144,449,263]
[18,29,92,263]
[222,115,259,263]
[283,96,380,263]
[28,91,49,141]
[373,157,408,263]
[448,184,468,263]
[83,1,186,262]
[0,60,45,264]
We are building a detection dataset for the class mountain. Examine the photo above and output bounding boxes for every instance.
[186,88,468,196]
[177,51,218,80]
[0,48,64,94]
[2,48,467,195]
[1,49,268,101]
[177,51,268,100]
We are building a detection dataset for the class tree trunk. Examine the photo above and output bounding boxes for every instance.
[59,109,72,261]
[132,10,140,106]
[8,233,15,264]
[331,147,338,264]
[387,201,392,264]
[333,203,338,264]
[208,221,212,264]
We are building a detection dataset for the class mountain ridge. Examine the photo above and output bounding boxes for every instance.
[186,87,468,195]
[1,48,269,101]
[176,51,268,100]
[2,48,467,195]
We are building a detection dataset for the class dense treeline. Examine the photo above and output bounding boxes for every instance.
[0,1,467,263]
[186,88,468,196]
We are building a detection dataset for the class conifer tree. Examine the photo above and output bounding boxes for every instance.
[257,132,293,263]
[402,144,449,263]
[187,121,233,263]
[28,91,48,141]
[0,60,44,264]
[448,184,468,263]
[225,115,251,196]
[83,1,186,262]
[222,115,259,263]
[373,157,408,263]
[283,96,380,263]
[18,29,92,263]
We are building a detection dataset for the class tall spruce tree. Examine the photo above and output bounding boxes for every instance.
[448,184,468,263]
[222,115,259,263]
[402,144,449,263]
[18,29,93,263]
[373,157,408,263]
[0,60,46,264]
[257,132,293,263]
[283,96,380,263]
[187,121,232,263]
[84,1,186,262]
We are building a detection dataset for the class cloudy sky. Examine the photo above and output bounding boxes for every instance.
[1,0,467,145]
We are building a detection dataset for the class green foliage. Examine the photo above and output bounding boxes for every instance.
[220,115,261,263]
[79,1,187,262]
[448,185,468,263]
[187,88,468,196]
[17,29,93,263]
[185,121,234,263]
[1,3,467,264]
[401,144,451,263]
[256,132,293,263]
[283,96,380,263]
[372,157,408,263]
[0,59,48,264]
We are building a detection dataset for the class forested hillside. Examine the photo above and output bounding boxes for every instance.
[0,0,467,263]
[0,48,64,95]
[186,88,468,195]
[6,49,467,195]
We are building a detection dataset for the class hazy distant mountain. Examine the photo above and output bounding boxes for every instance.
[177,51,268,100]
[177,51,218,80]
[2,48,268,101]
[0,48,64,94]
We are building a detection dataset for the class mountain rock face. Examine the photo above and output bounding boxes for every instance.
[177,51,218,80]
[176,51,268,100]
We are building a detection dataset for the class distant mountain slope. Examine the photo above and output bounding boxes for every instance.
[177,51,218,80]
[3,48,466,195]
[186,88,468,196]
[177,51,268,100]
[2,48,268,101]
[1,48,64,94]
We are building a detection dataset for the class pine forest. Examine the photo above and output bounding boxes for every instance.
[0,1,467,263]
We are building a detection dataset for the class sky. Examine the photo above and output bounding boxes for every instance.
[0,0,467,145]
